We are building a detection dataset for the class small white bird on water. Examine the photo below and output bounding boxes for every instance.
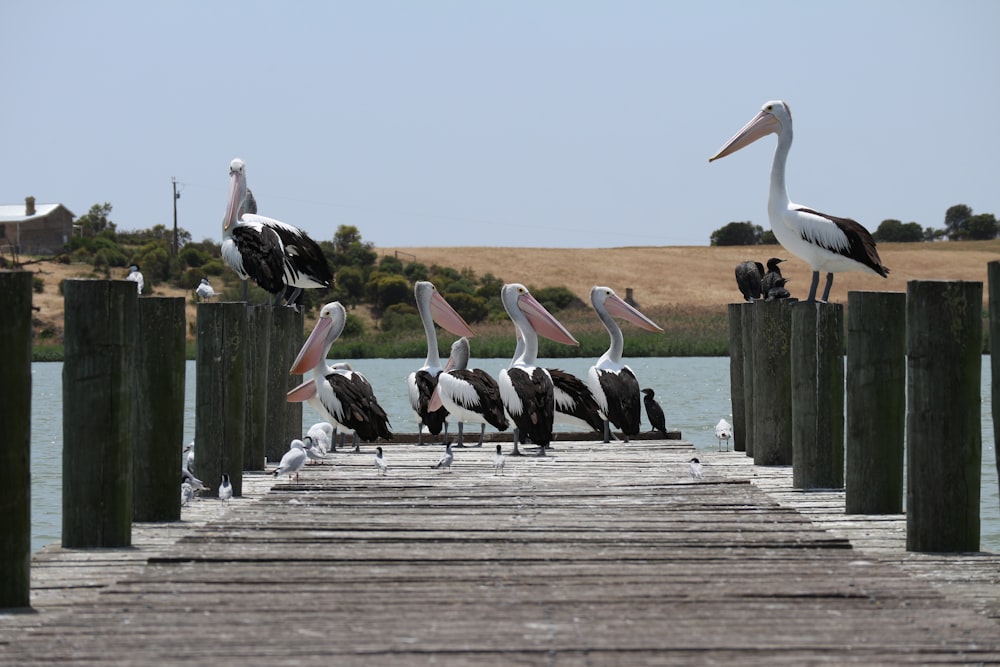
[493,444,506,476]
[688,457,704,481]
[273,439,308,482]
[715,418,733,452]
[219,474,233,505]
[433,443,454,472]
[374,446,388,475]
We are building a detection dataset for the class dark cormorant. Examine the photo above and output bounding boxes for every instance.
[734,261,765,301]
[641,388,667,436]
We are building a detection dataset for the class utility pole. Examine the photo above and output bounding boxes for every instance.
[171,177,180,256]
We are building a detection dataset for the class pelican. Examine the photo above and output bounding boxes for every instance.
[587,286,663,443]
[715,418,733,452]
[273,439,308,482]
[407,281,477,445]
[287,302,393,448]
[710,101,889,302]
[498,283,579,456]
[195,278,217,301]
[430,337,509,447]
[222,158,333,306]
[734,260,764,301]
[641,388,667,437]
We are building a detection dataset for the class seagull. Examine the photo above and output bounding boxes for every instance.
[125,264,144,294]
[219,474,233,505]
[493,444,506,476]
[374,446,388,475]
[306,422,334,454]
[195,277,217,301]
[715,419,733,452]
[183,440,195,471]
[641,388,668,437]
[688,457,704,480]
[180,482,194,506]
[303,436,328,464]
[710,100,889,302]
[273,439,308,482]
[433,443,454,472]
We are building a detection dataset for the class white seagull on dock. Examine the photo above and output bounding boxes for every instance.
[273,439,308,482]
[715,419,733,452]
[432,443,454,472]
[710,100,889,302]
[374,446,388,475]
[688,457,704,481]
[181,482,194,507]
[493,444,506,476]
[219,474,233,505]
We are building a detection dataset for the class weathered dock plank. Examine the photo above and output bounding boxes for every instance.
[2,441,999,666]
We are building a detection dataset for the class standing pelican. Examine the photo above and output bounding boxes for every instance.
[498,283,579,456]
[430,337,509,447]
[709,101,889,302]
[222,158,333,306]
[287,302,393,447]
[407,281,477,445]
[587,286,664,443]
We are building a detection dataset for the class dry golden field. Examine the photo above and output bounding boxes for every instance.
[385,240,1000,308]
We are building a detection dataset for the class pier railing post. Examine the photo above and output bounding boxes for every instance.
[727,303,747,452]
[62,280,135,548]
[740,304,756,457]
[132,297,186,521]
[845,291,906,514]
[990,261,1000,516]
[284,308,305,446]
[906,280,982,553]
[0,272,32,608]
[196,302,247,498]
[244,305,271,471]
[751,299,793,465]
[266,307,295,463]
[791,302,844,489]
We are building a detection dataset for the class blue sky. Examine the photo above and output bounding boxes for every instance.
[2,1,997,249]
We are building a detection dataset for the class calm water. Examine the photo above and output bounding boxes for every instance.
[29,357,999,552]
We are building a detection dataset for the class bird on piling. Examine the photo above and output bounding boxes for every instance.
[432,443,454,472]
[374,446,388,475]
[689,457,704,480]
[734,261,764,301]
[641,388,668,437]
[715,419,733,451]
[764,278,792,301]
[125,264,144,295]
[493,444,506,476]
[710,101,889,302]
[195,278,217,301]
[219,474,233,505]
[273,439,308,482]
[760,257,786,296]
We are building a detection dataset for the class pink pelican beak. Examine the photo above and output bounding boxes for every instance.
[603,292,664,333]
[429,290,476,338]
[518,291,579,346]
[289,315,334,375]
[223,158,247,231]
[427,386,444,412]
[286,379,317,403]
[709,107,782,162]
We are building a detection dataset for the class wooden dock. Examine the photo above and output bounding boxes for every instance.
[2,439,999,665]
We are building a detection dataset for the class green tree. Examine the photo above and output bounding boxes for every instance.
[710,221,764,246]
[966,213,998,240]
[443,292,488,323]
[77,203,116,237]
[944,204,973,240]
[873,219,924,243]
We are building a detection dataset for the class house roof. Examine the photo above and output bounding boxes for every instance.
[0,203,75,223]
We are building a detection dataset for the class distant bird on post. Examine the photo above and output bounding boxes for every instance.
[195,278,217,301]
[734,261,764,301]
[764,277,792,301]
[641,388,667,437]
[760,257,786,296]
[125,264,144,295]
[221,157,333,306]
[710,101,889,302]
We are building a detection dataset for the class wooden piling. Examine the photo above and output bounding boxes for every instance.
[195,302,247,498]
[62,280,135,548]
[726,303,747,452]
[906,280,982,553]
[265,307,294,463]
[740,304,756,457]
[751,299,793,466]
[845,291,906,514]
[132,297,186,522]
[790,302,844,489]
[990,261,1000,515]
[0,272,32,608]
[243,305,271,471]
